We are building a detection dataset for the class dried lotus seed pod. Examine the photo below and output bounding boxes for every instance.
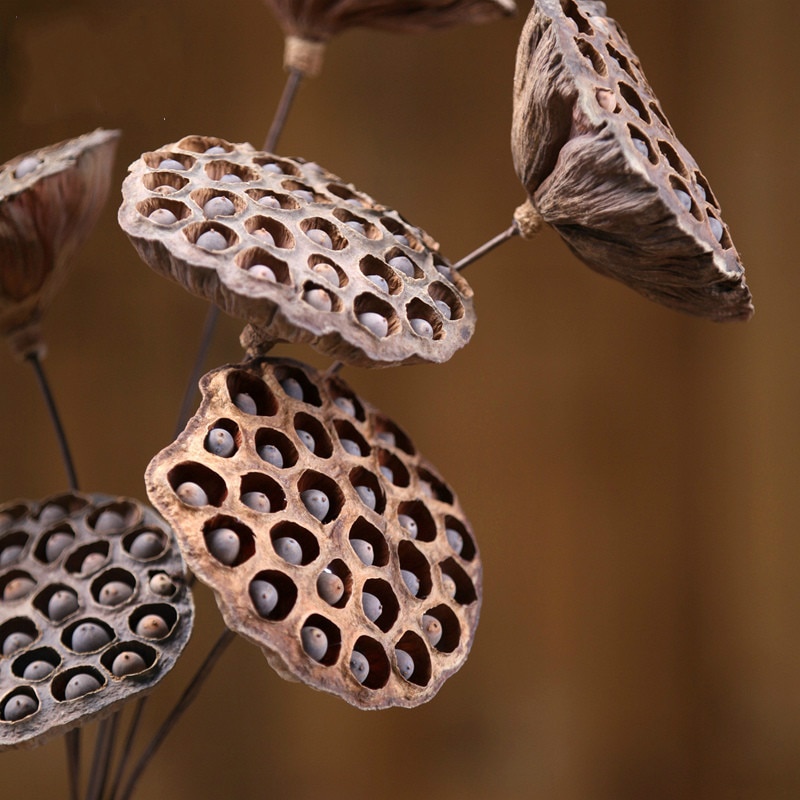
[145,357,481,709]
[118,138,476,367]
[511,0,752,321]
[0,129,120,359]
[0,492,193,750]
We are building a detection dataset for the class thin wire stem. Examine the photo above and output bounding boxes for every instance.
[66,729,81,800]
[264,67,304,152]
[86,713,120,800]
[26,352,79,491]
[107,698,146,800]
[453,224,520,272]
[118,629,236,800]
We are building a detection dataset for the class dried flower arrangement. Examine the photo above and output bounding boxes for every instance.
[0,1,752,797]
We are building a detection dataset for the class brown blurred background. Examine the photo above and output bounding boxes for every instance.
[1,0,798,797]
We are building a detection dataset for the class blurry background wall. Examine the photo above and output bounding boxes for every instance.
[0,0,797,798]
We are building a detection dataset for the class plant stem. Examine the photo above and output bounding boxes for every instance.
[452,223,520,272]
[117,629,236,800]
[86,713,120,800]
[66,729,81,800]
[26,352,79,491]
[264,67,304,152]
[107,699,146,800]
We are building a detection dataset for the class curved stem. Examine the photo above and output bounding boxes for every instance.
[264,68,304,152]
[452,224,520,272]
[26,352,79,491]
[118,629,236,800]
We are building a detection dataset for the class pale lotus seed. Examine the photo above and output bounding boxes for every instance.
[301,626,328,661]
[395,649,414,680]
[45,532,74,561]
[301,489,330,521]
[675,189,693,211]
[366,274,389,292]
[441,573,457,598]
[274,536,303,565]
[128,531,164,559]
[149,208,178,225]
[357,312,388,338]
[350,539,374,566]
[175,482,208,507]
[71,622,111,652]
[293,190,314,203]
[334,397,356,416]
[445,527,464,555]
[204,145,227,155]
[95,509,127,534]
[410,317,434,338]
[346,220,366,236]
[252,228,275,246]
[23,660,55,681]
[379,465,394,482]
[220,173,243,183]
[242,491,271,513]
[395,234,410,246]
[355,485,376,510]
[361,592,382,622]
[258,443,284,467]
[422,614,442,647]
[157,158,185,170]
[389,256,415,277]
[205,427,235,457]
[250,580,279,617]
[595,88,616,112]
[303,288,332,311]
[434,300,452,320]
[258,194,280,208]
[316,570,344,605]
[0,545,23,566]
[81,552,107,573]
[39,504,66,524]
[14,156,42,179]
[149,573,175,595]
[376,431,396,447]
[340,439,361,456]
[196,230,229,250]
[280,377,304,400]
[296,429,316,452]
[632,138,649,157]
[48,590,79,621]
[350,651,370,684]
[2,632,34,655]
[112,651,147,677]
[312,263,339,284]
[64,673,101,700]
[248,264,277,281]
[206,528,240,565]
[2,693,37,721]
[3,576,35,601]
[401,570,420,596]
[203,196,235,218]
[262,163,282,174]
[234,392,257,414]
[135,614,169,639]
[709,217,724,242]
[306,228,333,248]
[398,515,418,538]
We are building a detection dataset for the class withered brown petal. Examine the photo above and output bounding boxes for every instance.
[511,0,753,321]
[0,129,121,358]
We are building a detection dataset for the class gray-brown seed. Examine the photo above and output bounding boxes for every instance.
[296,429,316,452]
[274,536,303,565]
[135,614,169,639]
[97,580,134,607]
[301,626,328,662]
[234,392,257,414]
[303,288,332,312]
[242,491,271,513]
[357,312,388,338]
[280,377,304,400]
[362,592,382,622]
[175,482,208,506]
[2,693,38,721]
[149,208,178,225]
[94,509,127,534]
[71,622,111,652]
[316,570,344,605]
[3,576,35,601]
[355,485,376,510]
[45,532,74,561]
[128,531,164,559]
[112,651,148,677]
[203,196,235,218]
[395,648,414,680]
[64,673,102,700]
[397,515,417,538]
[306,229,333,248]
[401,570,420,596]
[23,660,55,681]
[205,428,235,457]
[206,528,240,565]
[349,651,370,684]
[301,489,330,521]
[258,443,284,467]
[445,527,464,555]
[0,544,23,566]
[350,539,374,566]
[250,579,278,617]
[248,264,277,281]
[81,552,107,573]
[196,230,228,250]
[421,614,442,647]
[441,573,457,598]
[2,632,34,655]
[48,590,79,621]
[410,317,434,338]
[149,573,175,595]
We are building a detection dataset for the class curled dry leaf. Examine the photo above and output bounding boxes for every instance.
[145,357,481,709]
[0,129,121,358]
[511,0,753,321]
[118,135,475,368]
[264,0,516,75]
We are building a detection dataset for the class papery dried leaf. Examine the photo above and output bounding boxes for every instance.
[145,358,480,709]
[0,130,121,357]
[511,0,752,321]
[118,136,475,368]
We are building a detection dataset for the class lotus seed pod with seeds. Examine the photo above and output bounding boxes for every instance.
[145,357,482,709]
[511,0,753,321]
[0,493,193,750]
[119,138,476,367]
[0,129,120,359]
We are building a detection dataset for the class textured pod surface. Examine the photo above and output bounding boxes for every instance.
[0,493,193,749]
[145,358,481,709]
[0,129,121,357]
[118,136,475,367]
[511,0,752,321]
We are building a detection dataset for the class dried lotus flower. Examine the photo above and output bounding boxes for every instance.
[265,0,516,76]
[0,492,193,749]
[511,0,753,321]
[118,136,475,368]
[145,358,481,709]
[0,129,121,359]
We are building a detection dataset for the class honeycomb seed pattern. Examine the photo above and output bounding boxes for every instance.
[118,136,476,367]
[145,358,481,709]
[511,0,752,321]
[0,493,193,750]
